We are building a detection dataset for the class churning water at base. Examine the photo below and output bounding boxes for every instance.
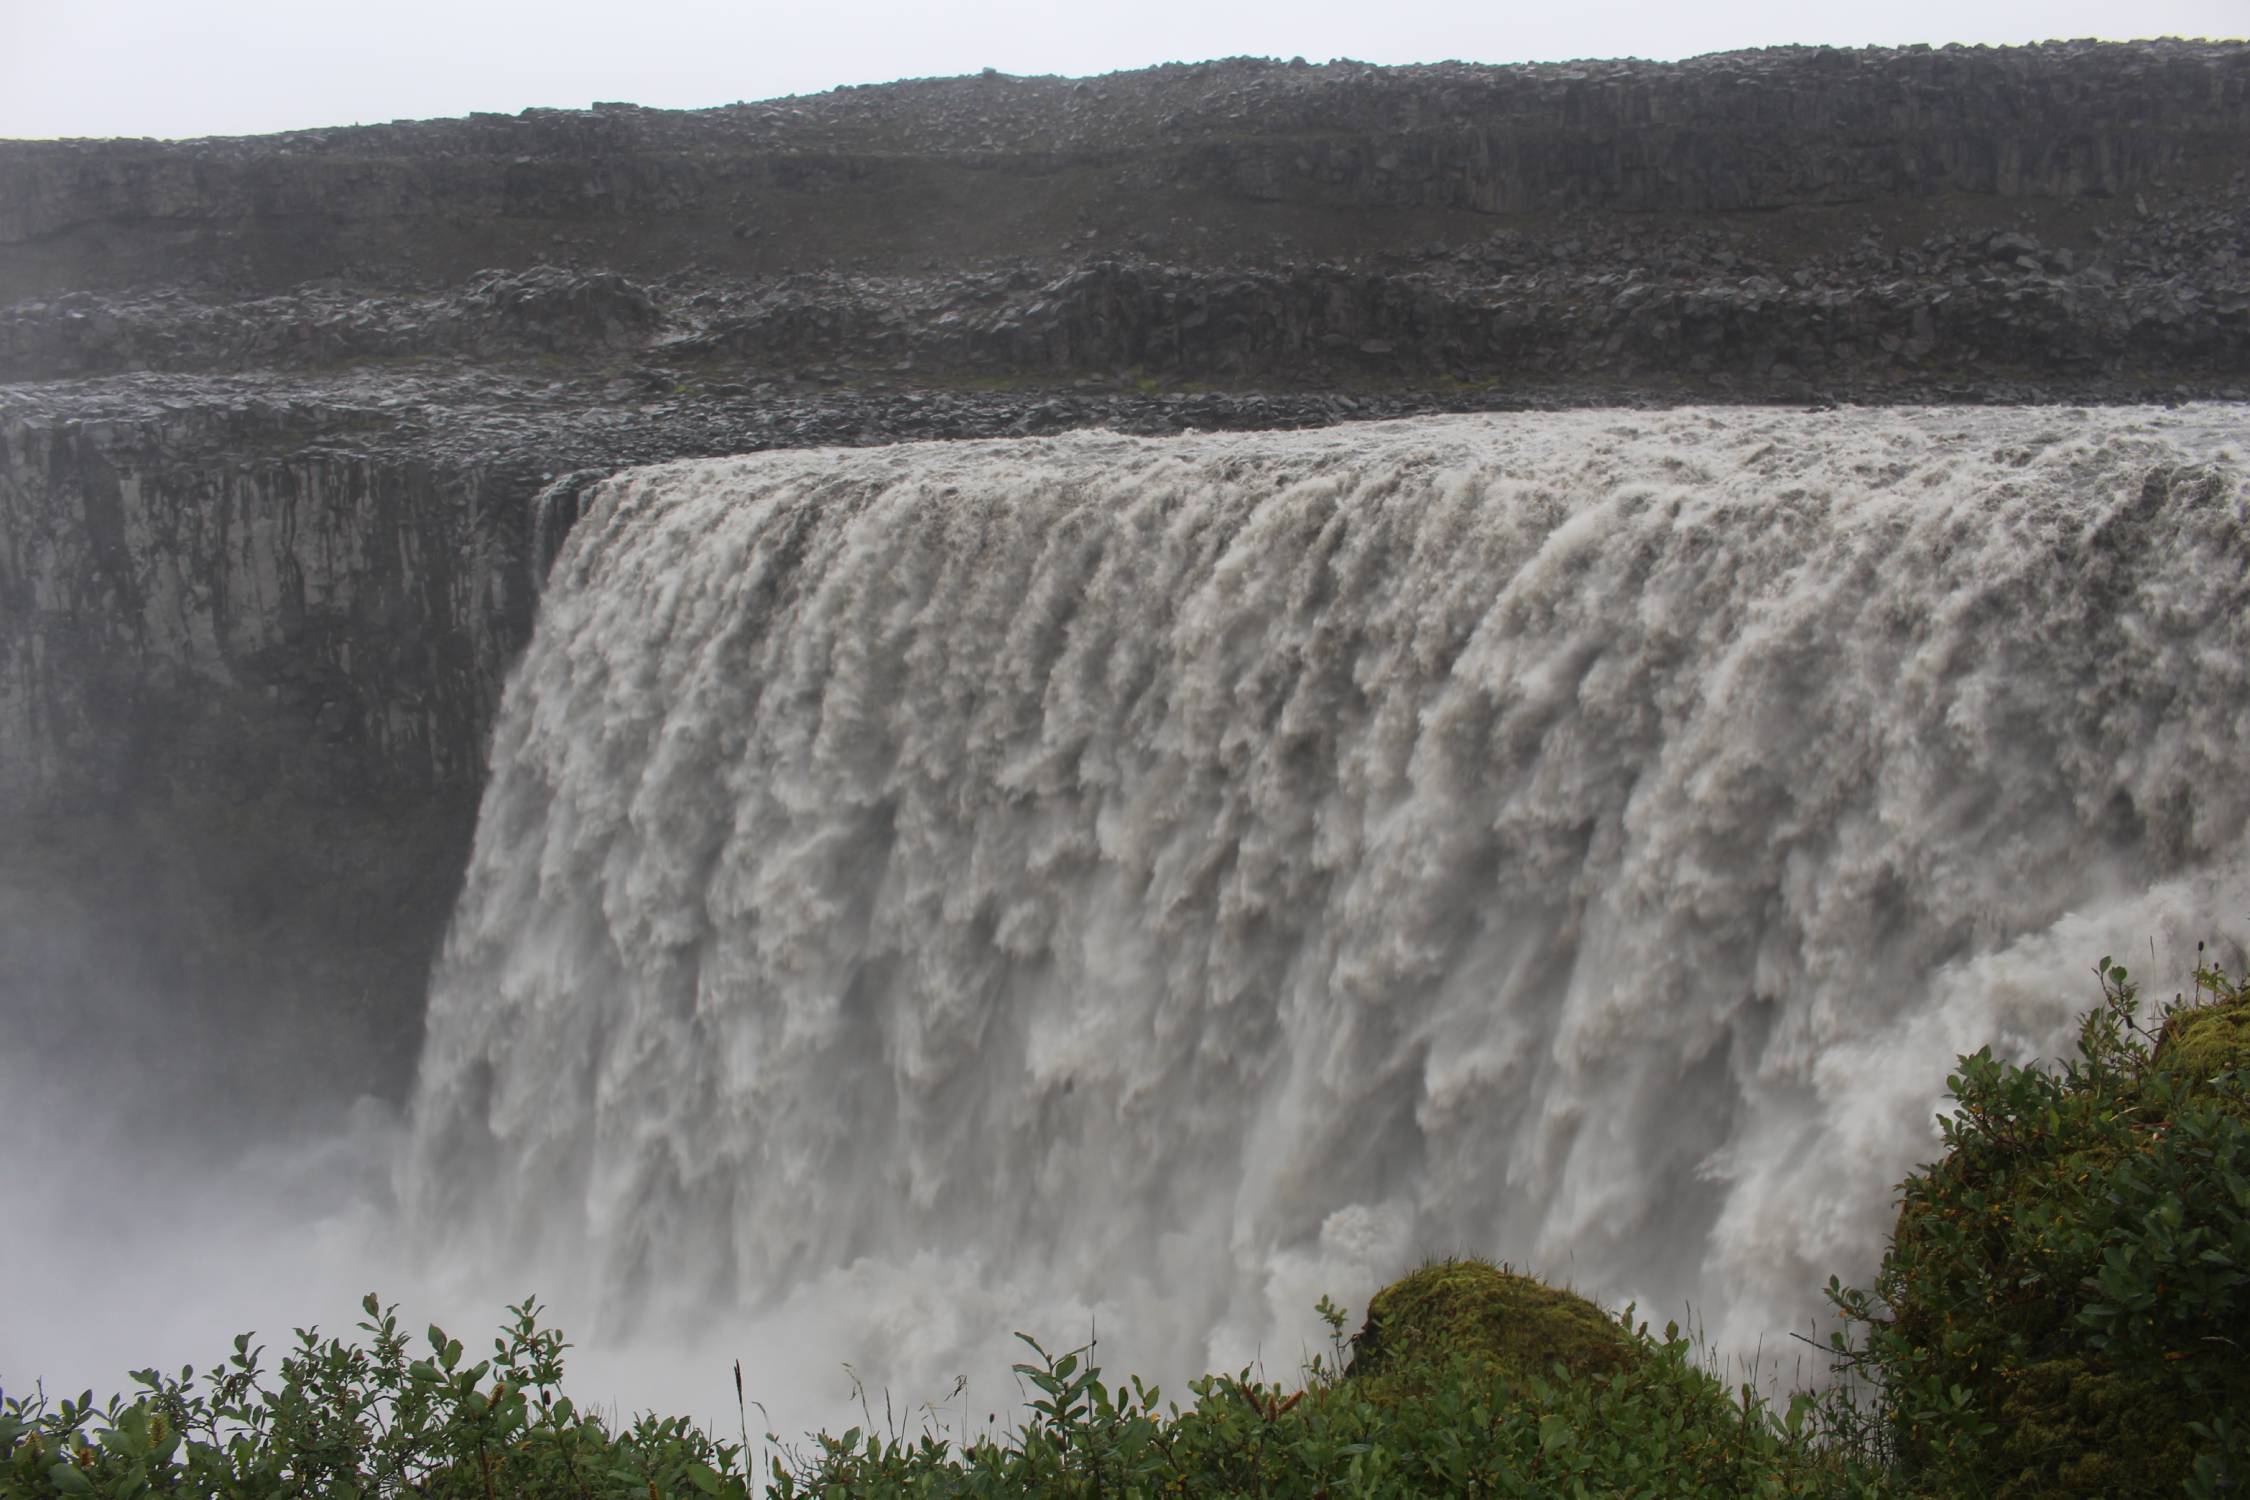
[402,405,2250,1427]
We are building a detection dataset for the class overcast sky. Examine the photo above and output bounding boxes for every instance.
[3,0,2243,140]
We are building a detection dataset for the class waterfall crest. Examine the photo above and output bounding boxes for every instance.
[406,405,2250,1394]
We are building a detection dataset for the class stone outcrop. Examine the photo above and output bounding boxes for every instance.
[2,40,2246,1132]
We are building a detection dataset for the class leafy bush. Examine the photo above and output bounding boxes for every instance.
[2,1282,1884,1499]
[773,1298,1889,1498]
[1830,954,2250,1499]
[0,1296,756,1500]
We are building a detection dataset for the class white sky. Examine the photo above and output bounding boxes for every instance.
[2,0,2243,140]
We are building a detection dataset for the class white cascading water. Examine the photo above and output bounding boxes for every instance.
[403,405,2250,1428]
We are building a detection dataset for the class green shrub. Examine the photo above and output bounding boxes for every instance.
[0,1296,758,1500]
[1830,955,2250,1499]
[2,1281,1886,1499]
[777,1302,1889,1498]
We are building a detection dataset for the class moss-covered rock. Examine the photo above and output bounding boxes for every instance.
[1345,1257,1645,1392]
[2155,990,2250,1085]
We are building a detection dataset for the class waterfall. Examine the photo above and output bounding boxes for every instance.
[404,404,2250,1411]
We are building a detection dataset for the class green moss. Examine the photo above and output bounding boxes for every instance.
[1345,1256,1644,1394]
[2156,989,2250,1084]
[1989,1359,2200,1500]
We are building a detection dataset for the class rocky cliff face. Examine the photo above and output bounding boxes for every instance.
[0,396,534,1123]
[3,40,2246,1130]
[0,407,528,805]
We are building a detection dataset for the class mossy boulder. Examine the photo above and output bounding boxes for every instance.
[2155,991,2250,1085]
[1864,969,2250,1498]
[1345,1257,1645,1394]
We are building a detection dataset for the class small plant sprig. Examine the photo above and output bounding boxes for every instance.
[1,1295,758,1500]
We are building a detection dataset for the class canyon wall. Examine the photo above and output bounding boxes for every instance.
[0,410,530,805]
[2,40,2245,1128]
[0,399,536,1121]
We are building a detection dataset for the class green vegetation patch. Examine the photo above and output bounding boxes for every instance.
[2156,988,2250,1085]
[1832,955,2250,1500]
[1345,1256,1645,1391]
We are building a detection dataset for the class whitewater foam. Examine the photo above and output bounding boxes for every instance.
[401,404,2250,1429]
